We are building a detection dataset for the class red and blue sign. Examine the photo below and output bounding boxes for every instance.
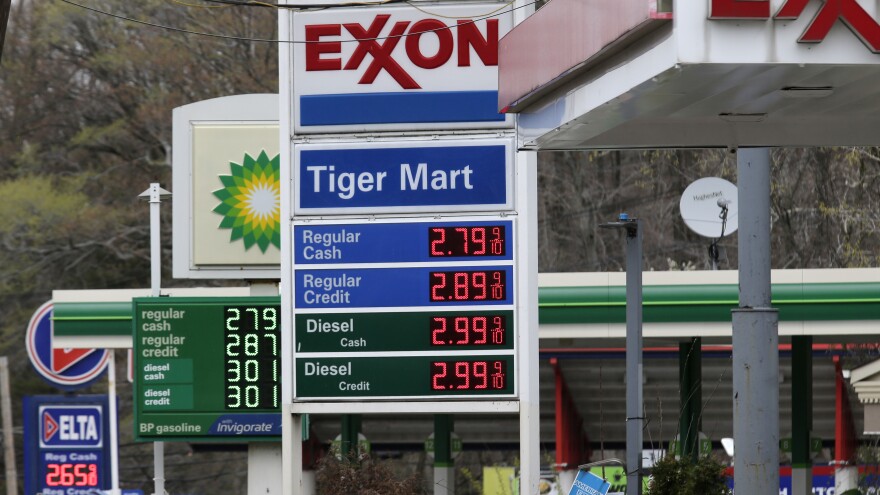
[292,3,513,132]
[26,301,109,390]
[24,395,111,495]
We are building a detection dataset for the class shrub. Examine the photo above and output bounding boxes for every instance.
[646,454,730,495]
[315,452,427,495]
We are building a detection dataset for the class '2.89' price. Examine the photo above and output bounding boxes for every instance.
[431,360,507,391]
[429,270,506,302]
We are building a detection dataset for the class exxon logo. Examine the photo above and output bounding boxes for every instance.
[40,406,102,448]
[304,15,499,89]
[711,0,880,52]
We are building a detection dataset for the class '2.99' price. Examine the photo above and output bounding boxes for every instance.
[430,360,507,391]
[429,270,506,302]
[431,315,506,346]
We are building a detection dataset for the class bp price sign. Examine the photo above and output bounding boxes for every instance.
[133,297,281,441]
[23,395,111,495]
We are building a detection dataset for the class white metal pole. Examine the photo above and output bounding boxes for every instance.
[145,183,166,495]
[278,5,297,494]
[517,150,539,495]
[108,350,120,495]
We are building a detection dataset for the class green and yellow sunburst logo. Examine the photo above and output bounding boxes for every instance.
[212,150,281,253]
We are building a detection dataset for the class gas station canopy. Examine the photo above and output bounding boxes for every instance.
[499,0,880,149]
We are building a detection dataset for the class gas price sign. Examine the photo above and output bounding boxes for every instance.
[134,297,282,442]
[23,395,111,495]
[293,218,517,400]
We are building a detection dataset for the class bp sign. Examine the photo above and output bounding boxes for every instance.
[26,301,109,390]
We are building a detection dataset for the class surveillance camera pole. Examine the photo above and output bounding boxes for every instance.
[600,214,643,495]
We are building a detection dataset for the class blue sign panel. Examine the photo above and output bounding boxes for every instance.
[294,266,514,309]
[300,91,504,127]
[295,140,512,213]
[24,395,112,495]
[568,470,611,495]
[294,220,514,264]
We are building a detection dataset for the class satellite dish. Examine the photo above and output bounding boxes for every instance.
[679,177,738,238]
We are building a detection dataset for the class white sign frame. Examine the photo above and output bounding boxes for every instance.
[172,94,281,279]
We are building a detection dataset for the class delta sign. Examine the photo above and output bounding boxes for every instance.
[291,2,513,133]
[23,396,112,495]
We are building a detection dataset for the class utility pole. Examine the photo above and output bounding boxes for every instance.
[1,356,18,495]
[732,148,779,494]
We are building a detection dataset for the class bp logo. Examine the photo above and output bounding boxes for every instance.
[212,150,281,253]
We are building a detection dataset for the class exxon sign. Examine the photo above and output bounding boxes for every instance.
[292,3,513,132]
[711,0,880,53]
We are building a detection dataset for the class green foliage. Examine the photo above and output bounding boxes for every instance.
[646,455,730,495]
[459,466,484,494]
[315,453,427,495]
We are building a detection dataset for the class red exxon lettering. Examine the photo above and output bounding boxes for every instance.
[710,0,880,53]
[344,15,418,89]
[304,16,500,89]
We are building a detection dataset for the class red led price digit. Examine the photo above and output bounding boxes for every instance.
[473,361,488,389]
[430,228,445,256]
[454,317,469,344]
[431,317,446,345]
[432,362,447,390]
[472,228,486,255]
[491,271,504,300]
[473,317,487,344]
[87,464,98,486]
[430,272,447,301]
[454,362,470,389]
[59,464,74,486]
[46,464,60,486]
[454,272,469,300]
[491,316,504,344]
[490,227,503,255]
[472,271,487,300]
[74,463,88,486]
[455,227,469,254]
[492,361,505,389]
